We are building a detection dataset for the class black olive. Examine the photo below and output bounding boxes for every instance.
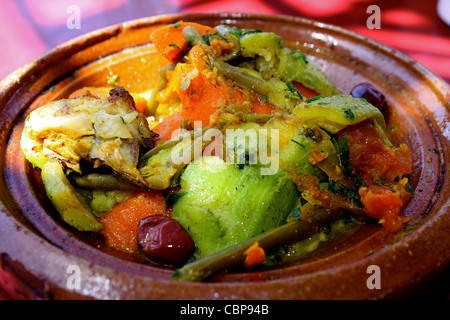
[137,215,195,265]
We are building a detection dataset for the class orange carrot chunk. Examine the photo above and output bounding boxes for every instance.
[150,22,216,63]
[359,183,411,233]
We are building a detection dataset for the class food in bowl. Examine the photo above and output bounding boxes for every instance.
[20,21,414,281]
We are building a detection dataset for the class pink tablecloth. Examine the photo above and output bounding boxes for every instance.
[0,0,449,300]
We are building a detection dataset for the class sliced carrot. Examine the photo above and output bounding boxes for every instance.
[243,242,266,269]
[99,191,169,253]
[150,22,216,63]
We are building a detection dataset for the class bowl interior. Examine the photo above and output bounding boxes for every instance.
[1,13,449,299]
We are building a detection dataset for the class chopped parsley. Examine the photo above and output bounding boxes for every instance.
[428,148,439,154]
[305,127,322,142]
[167,20,182,29]
[359,97,369,104]
[164,191,187,209]
[286,81,303,100]
[334,136,353,177]
[229,26,262,38]
[290,207,301,220]
[262,95,267,105]
[202,31,224,45]
[168,43,180,49]
[306,94,325,103]
[389,125,397,131]
[290,50,308,64]
[343,108,355,121]
[327,178,364,208]
[291,139,306,149]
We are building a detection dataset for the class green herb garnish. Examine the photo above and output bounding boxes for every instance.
[202,31,224,45]
[291,139,306,149]
[229,26,262,38]
[334,136,353,177]
[405,183,415,195]
[286,81,303,100]
[428,148,439,153]
[165,191,188,209]
[168,43,180,49]
[108,74,120,86]
[167,20,182,29]
[306,94,325,103]
[262,95,267,105]
[290,50,308,64]
[343,108,355,121]
[327,179,364,208]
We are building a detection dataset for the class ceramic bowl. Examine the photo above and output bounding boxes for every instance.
[0,13,449,300]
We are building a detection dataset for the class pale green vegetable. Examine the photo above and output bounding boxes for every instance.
[292,94,386,134]
[221,115,341,179]
[239,31,340,97]
[172,156,298,259]
[88,189,133,217]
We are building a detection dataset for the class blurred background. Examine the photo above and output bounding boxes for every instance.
[0,0,449,300]
[0,0,449,83]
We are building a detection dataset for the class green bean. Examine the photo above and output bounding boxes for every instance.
[138,126,209,166]
[207,52,271,96]
[171,207,341,282]
[71,174,144,191]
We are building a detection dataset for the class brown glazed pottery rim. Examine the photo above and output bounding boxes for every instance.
[0,13,449,300]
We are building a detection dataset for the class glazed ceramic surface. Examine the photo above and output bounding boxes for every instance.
[0,13,449,300]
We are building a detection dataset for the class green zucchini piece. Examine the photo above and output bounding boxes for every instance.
[172,156,298,259]
[292,94,386,134]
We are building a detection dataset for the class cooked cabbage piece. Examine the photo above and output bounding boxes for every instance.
[172,156,298,259]
[292,94,386,134]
